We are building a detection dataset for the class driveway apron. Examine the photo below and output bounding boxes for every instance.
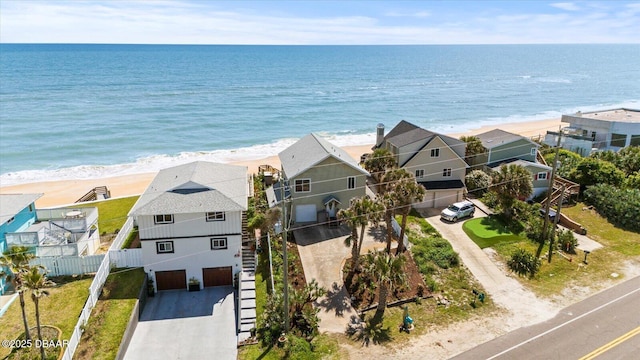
[124,286,237,360]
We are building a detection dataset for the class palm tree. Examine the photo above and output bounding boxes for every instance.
[379,169,412,253]
[390,175,425,254]
[363,148,396,186]
[364,250,407,319]
[0,246,35,340]
[490,164,533,218]
[460,135,487,166]
[338,196,383,283]
[20,266,55,360]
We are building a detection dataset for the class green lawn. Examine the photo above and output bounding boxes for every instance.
[73,267,145,360]
[0,276,93,359]
[485,202,640,298]
[462,216,525,248]
[71,196,139,235]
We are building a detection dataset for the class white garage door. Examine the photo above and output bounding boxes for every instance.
[434,191,459,208]
[295,204,317,223]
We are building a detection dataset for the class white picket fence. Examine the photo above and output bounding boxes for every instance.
[61,217,141,360]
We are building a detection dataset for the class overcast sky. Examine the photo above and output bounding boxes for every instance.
[1,1,639,44]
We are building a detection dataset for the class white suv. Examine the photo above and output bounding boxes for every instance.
[441,200,475,222]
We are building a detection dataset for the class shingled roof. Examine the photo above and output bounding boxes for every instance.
[475,129,538,149]
[279,133,369,179]
[129,161,247,216]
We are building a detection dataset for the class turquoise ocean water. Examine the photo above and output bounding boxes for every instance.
[0,44,638,185]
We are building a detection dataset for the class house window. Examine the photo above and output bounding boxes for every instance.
[537,172,548,181]
[443,168,452,177]
[591,131,597,141]
[431,148,440,157]
[154,214,174,224]
[7,216,14,224]
[211,237,227,250]
[347,176,356,189]
[206,212,225,221]
[29,204,34,212]
[631,135,640,146]
[610,133,627,147]
[415,169,424,179]
[530,147,537,156]
[295,179,311,192]
[156,241,174,254]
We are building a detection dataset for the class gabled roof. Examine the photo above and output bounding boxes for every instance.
[129,161,247,216]
[488,158,551,171]
[0,193,43,225]
[475,129,538,150]
[279,133,369,179]
[402,134,469,168]
[380,120,466,157]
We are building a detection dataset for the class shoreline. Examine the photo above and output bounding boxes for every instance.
[0,118,561,208]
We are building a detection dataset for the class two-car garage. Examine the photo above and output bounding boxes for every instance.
[155,267,232,291]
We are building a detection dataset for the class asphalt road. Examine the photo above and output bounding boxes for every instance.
[451,275,640,360]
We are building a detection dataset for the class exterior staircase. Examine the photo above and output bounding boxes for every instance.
[542,176,580,206]
[237,245,257,343]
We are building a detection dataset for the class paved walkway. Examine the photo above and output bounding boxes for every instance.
[293,223,387,333]
[422,209,558,328]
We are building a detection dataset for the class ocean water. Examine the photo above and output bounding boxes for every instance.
[1,44,638,185]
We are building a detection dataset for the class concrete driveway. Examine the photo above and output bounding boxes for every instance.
[421,206,558,328]
[124,287,237,360]
[293,223,387,333]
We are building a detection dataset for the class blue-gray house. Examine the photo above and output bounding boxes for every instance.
[0,193,42,295]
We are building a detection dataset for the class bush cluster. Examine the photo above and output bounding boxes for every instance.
[584,184,640,232]
[507,248,540,278]
[411,236,460,273]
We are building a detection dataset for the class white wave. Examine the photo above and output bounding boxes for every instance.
[0,133,377,186]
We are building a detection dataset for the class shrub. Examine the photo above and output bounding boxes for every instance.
[481,191,500,210]
[569,157,625,189]
[507,248,540,278]
[584,184,640,231]
[557,229,578,254]
[465,170,491,195]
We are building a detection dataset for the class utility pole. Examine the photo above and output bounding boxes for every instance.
[548,184,565,263]
[536,127,562,258]
[280,167,289,333]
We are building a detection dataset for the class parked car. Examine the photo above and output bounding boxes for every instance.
[441,200,475,222]
[539,208,557,221]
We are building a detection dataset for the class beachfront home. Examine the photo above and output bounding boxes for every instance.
[488,159,553,199]
[544,108,640,156]
[129,161,249,292]
[374,121,468,208]
[470,129,552,199]
[470,129,540,168]
[266,133,369,224]
[1,194,100,258]
[0,194,41,295]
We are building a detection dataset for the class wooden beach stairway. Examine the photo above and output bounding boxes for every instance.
[75,186,110,203]
[237,245,257,344]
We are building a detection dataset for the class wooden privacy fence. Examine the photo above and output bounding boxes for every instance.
[60,217,140,360]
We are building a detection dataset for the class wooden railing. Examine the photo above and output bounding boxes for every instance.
[75,186,110,203]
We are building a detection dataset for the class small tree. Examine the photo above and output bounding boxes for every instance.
[507,248,540,278]
[363,148,396,184]
[379,169,412,253]
[465,170,491,195]
[20,266,55,360]
[490,164,533,218]
[364,251,407,318]
[1,246,35,341]
[390,174,425,254]
[557,229,578,254]
[460,135,487,165]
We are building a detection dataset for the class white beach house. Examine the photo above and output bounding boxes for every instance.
[129,161,249,292]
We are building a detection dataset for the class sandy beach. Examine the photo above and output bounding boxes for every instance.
[0,118,561,208]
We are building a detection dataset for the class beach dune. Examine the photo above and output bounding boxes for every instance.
[0,118,561,208]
